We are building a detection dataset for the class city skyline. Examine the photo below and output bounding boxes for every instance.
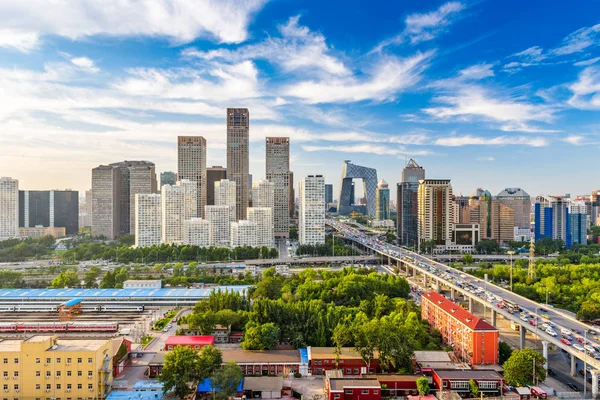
[0,1,599,197]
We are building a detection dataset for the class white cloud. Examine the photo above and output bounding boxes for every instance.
[284,51,433,103]
[373,1,465,51]
[568,66,600,109]
[184,15,348,76]
[435,135,548,147]
[70,57,99,73]
[476,156,495,161]
[0,29,39,52]
[562,135,584,145]
[552,24,600,56]
[458,63,494,80]
[0,0,268,45]
[574,57,600,67]
[302,143,428,156]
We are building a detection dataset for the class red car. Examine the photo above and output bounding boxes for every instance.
[530,320,537,326]
[561,338,572,346]
[577,337,585,344]
[496,303,503,308]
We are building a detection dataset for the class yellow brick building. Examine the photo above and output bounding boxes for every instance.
[0,335,113,400]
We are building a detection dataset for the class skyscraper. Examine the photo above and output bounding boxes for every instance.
[91,161,156,239]
[160,171,177,188]
[299,175,325,245]
[496,188,531,229]
[161,184,185,244]
[19,190,79,235]
[205,205,230,247]
[397,159,425,247]
[226,108,249,220]
[134,193,161,248]
[569,201,588,246]
[206,166,227,206]
[338,161,378,217]
[266,137,290,238]
[253,180,275,209]
[466,191,514,244]
[289,171,295,219]
[0,177,19,241]
[535,195,570,246]
[325,184,333,209]
[375,179,390,220]
[418,179,453,250]
[178,179,198,220]
[248,207,274,247]
[230,220,257,247]
[178,136,207,218]
[215,179,237,222]
[183,218,211,247]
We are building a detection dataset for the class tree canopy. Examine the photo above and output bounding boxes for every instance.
[503,348,546,387]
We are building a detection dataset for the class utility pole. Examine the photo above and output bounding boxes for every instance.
[528,238,536,280]
[507,250,515,291]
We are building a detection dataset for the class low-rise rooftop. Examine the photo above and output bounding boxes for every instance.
[329,379,380,391]
[243,376,284,392]
[222,349,301,364]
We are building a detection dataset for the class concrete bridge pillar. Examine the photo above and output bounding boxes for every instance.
[542,341,549,371]
[450,288,455,300]
[423,274,427,287]
[468,297,473,312]
[519,326,526,350]
[571,355,577,377]
[592,370,598,398]
[412,267,416,278]
[491,310,497,327]
[434,279,440,293]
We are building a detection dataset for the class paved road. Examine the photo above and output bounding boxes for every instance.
[328,219,600,393]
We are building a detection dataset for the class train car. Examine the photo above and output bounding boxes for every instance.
[81,305,100,312]
[14,304,58,312]
[68,322,119,332]
[101,305,144,312]
[0,305,15,312]
[16,322,68,333]
[0,323,16,332]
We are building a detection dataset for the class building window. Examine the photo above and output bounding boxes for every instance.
[12,385,17,391]
[46,372,51,377]
[87,384,92,390]
[334,395,340,399]
[77,371,82,377]
[66,358,71,364]
[56,371,61,378]
[87,358,92,364]
[77,384,82,390]
[56,384,61,390]
[374,390,379,394]
[36,371,40,377]
[345,390,353,395]
[56,358,61,364]
[46,358,51,364]
[2,385,6,391]
[67,385,71,390]
[451,381,469,389]
[87,372,92,378]
[35,384,40,390]
[353,369,359,374]
[46,384,51,390]
[12,372,17,378]
[362,390,369,395]
[443,381,448,388]
[1,359,6,364]
[346,369,351,374]
[315,360,322,365]
[66,371,71,377]
[35,358,40,364]
[478,381,497,390]
[77,358,82,364]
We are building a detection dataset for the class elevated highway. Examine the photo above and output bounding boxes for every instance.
[327,219,600,396]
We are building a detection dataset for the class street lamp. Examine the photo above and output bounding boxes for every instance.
[585,329,589,397]
[507,251,515,291]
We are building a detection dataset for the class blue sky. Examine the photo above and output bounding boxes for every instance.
[0,0,599,200]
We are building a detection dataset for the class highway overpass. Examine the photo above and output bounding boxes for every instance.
[327,219,600,396]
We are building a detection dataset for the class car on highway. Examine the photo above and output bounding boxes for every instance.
[585,344,596,353]
[541,313,550,319]
[573,343,585,351]
[577,337,585,344]
[546,328,557,337]
[561,338,572,345]
[520,316,528,322]
[530,320,537,326]
[567,383,580,392]
[547,368,556,377]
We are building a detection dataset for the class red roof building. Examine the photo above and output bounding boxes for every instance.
[421,292,499,365]
[164,336,215,351]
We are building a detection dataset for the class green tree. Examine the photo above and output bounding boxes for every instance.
[469,379,479,398]
[503,348,546,386]
[241,322,280,350]
[416,377,430,397]
[159,345,202,399]
[211,361,243,400]
[50,270,80,288]
[498,341,513,365]
[332,323,352,368]
[83,266,101,288]
[462,254,474,263]
[188,311,217,335]
[198,345,223,378]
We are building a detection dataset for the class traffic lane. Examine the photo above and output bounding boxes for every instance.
[550,349,596,392]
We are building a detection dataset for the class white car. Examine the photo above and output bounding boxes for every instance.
[573,343,585,351]
[546,329,557,337]
[585,345,596,353]
[520,316,528,322]
[561,328,571,336]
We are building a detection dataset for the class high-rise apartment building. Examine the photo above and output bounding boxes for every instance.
[248,207,274,247]
[375,179,390,220]
[397,159,425,247]
[418,179,453,250]
[325,184,333,209]
[134,193,161,248]
[178,179,198,220]
[466,192,514,244]
[161,184,185,244]
[570,201,588,246]
[178,136,207,218]
[226,108,249,220]
[496,188,531,229]
[205,205,231,247]
[299,175,325,245]
[183,218,211,247]
[0,177,19,241]
[91,161,156,239]
[289,171,295,219]
[19,190,79,235]
[253,180,275,209]
[535,195,571,246]
[230,220,257,247]
[206,166,227,206]
[266,137,290,238]
[0,335,113,399]
[160,171,177,188]
[215,179,237,222]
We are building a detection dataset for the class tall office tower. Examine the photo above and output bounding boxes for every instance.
[248,207,274,247]
[325,184,333,209]
[226,108,249,220]
[266,137,290,238]
[591,190,600,225]
[253,180,275,209]
[78,189,92,228]
[299,175,325,245]
[496,188,531,229]
[178,179,198,220]
[91,161,156,239]
[230,220,258,247]
[206,166,227,206]
[183,218,211,247]
[397,159,425,247]
[466,192,514,243]
[535,195,571,246]
[338,161,378,217]
[418,179,453,250]
[214,179,237,222]
[19,190,79,235]
[178,136,207,218]
[134,194,161,248]
[248,174,253,207]
[289,171,295,218]
[161,184,185,244]
[569,201,588,246]
[375,179,390,220]
[454,195,470,223]
[160,171,177,188]
[0,177,19,241]
[205,205,230,247]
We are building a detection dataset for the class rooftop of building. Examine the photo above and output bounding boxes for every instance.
[123,279,161,284]
[106,391,170,400]
[412,351,453,363]
[50,338,109,351]
[497,188,530,198]
[0,340,21,352]
[222,349,301,364]
[363,374,420,382]
[309,346,376,360]
[165,336,215,347]
[197,378,243,393]
[61,298,82,307]
[132,379,163,390]
[433,369,504,380]
[422,292,497,331]
[243,376,283,392]
[329,379,380,391]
